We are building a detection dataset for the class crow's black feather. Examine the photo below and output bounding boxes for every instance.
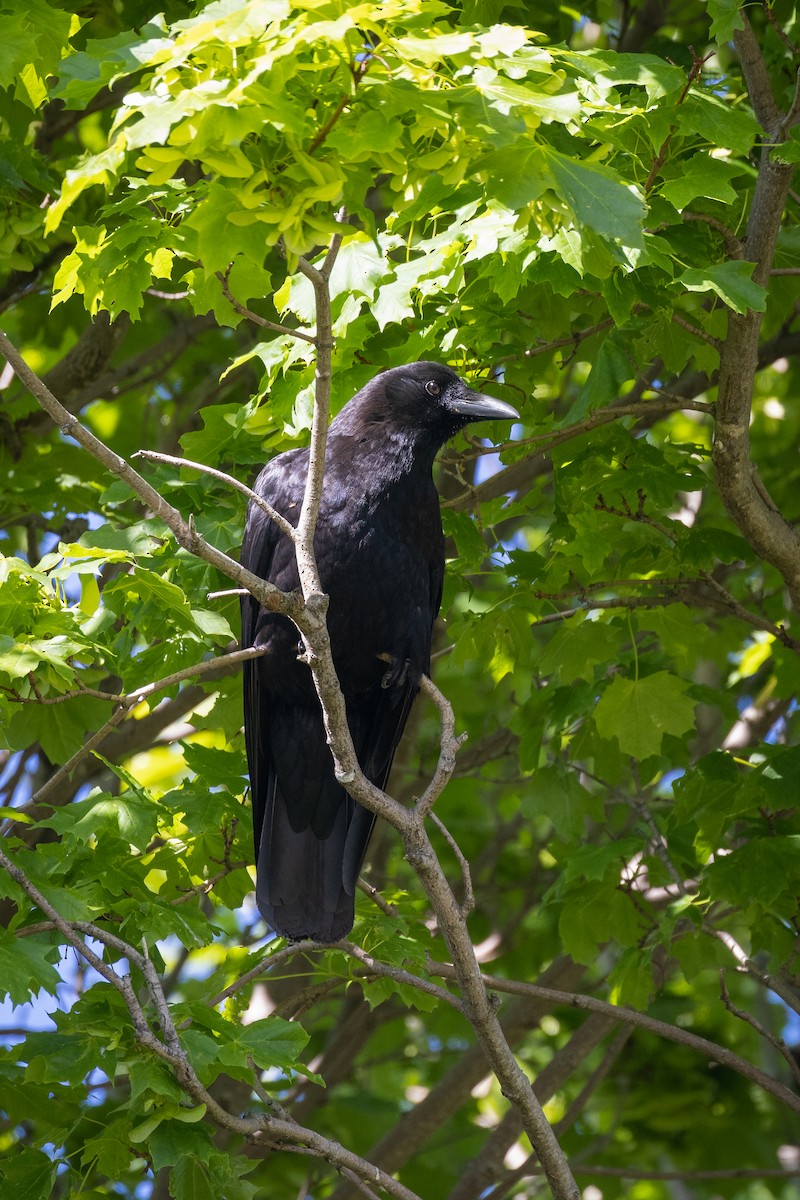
[241,362,518,941]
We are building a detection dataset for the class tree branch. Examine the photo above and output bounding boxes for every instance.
[526,1165,800,1182]
[215,269,316,344]
[0,330,299,620]
[0,851,422,1200]
[134,448,297,541]
[447,1013,617,1200]
[331,959,587,1200]
[7,647,266,820]
[446,397,714,511]
[282,224,581,1199]
[5,221,580,1195]
[711,22,800,611]
[428,963,800,1117]
[734,14,782,136]
[720,970,800,1087]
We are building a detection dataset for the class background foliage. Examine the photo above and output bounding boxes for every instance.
[1,0,800,1197]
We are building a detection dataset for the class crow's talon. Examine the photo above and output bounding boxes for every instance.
[381,655,412,689]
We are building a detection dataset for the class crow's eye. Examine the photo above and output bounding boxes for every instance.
[425,380,441,397]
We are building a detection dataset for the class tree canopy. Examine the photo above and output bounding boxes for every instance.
[1,1,800,1198]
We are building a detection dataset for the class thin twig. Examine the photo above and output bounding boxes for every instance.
[526,1165,800,1181]
[643,49,713,192]
[10,647,266,816]
[720,970,800,1087]
[427,962,800,1116]
[683,211,744,258]
[778,66,800,139]
[428,812,475,918]
[0,847,144,987]
[215,269,316,344]
[335,941,464,1012]
[16,918,145,969]
[0,851,423,1200]
[248,1055,291,1117]
[499,316,615,362]
[711,926,800,1015]
[134,448,296,541]
[415,674,467,819]
[672,312,724,351]
[356,878,398,918]
[170,859,248,904]
[308,58,371,155]
[202,942,320,1012]
[0,329,298,620]
[762,0,800,55]
[444,397,714,508]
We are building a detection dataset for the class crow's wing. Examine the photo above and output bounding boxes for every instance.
[240,452,303,881]
[242,449,444,942]
[241,452,365,940]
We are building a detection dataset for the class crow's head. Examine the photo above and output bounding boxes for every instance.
[339,361,518,448]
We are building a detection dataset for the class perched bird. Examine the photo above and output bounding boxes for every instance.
[241,362,518,941]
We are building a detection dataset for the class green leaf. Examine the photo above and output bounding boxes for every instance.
[559,331,632,423]
[222,1016,310,1073]
[6,696,108,765]
[608,948,654,1008]
[81,1118,134,1179]
[678,260,766,314]
[181,741,247,792]
[705,836,800,913]
[542,147,645,246]
[562,50,685,102]
[74,523,164,557]
[594,671,696,759]
[171,1154,257,1200]
[558,885,607,963]
[52,24,170,109]
[561,839,642,885]
[47,789,158,851]
[521,765,599,840]
[0,931,60,1003]
[660,154,745,210]
[706,0,745,43]
[0,1149,55,1200]
[45,145,126,234]
[472,70,580,124]
[678,93,758,157]
[537,619,625,683]
[22,1031,99,1083]
[0,638,41,679]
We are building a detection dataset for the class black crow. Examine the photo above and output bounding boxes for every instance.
[241,362,518,941]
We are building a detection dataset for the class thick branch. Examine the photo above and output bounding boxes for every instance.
[712,27,800,609]
[294,241,339,597]
[734,15,781,136]
[447,1013,617,1200]
[281,229,579,1198]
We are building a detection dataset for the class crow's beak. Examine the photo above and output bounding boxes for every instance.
[449,385,520,424]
